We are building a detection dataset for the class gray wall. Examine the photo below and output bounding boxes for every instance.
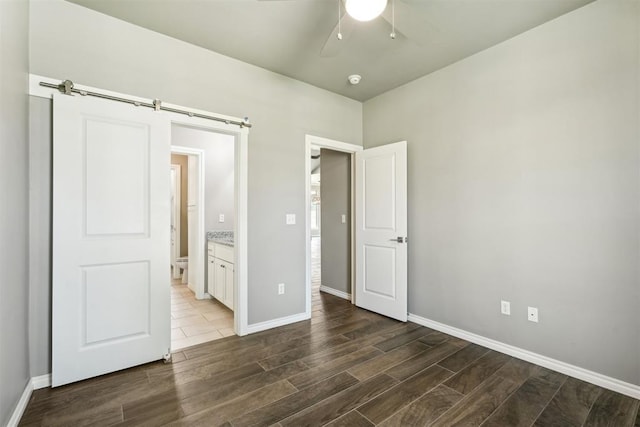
[0,0,31,423]
[364,0,640,385]
[172,125,235,233]
[320,150,351,295]
[28,0,362,374]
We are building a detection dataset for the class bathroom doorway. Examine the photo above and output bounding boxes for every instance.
[170,126,237,350]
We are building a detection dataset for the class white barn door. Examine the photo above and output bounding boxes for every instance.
[355,141,408,321]
[52,93,171,386]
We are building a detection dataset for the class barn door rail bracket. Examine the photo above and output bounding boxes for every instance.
[39,79,252,129]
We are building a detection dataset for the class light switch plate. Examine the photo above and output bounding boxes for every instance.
[286,214,296,225]
[501,300,510,315]
[341,214,346,224]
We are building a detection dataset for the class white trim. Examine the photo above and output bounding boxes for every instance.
[319,285,351,301]
[6,379,32,427]
[170,164,182,279]
[246,312,310,334]
[407,313,640,400]
[7,374,53,426]
[33,74,250,340]
[304,135,362,319]
[32,374,51,390]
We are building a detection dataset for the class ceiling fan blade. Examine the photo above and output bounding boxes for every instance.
[381,0,440,45]
[320,13,354,57]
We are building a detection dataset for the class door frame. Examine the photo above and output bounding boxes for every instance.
[304,134,362,315]
[170,164,182,279]
[30,74,250,337]
[171,145,205,299]
[171,119,249,337]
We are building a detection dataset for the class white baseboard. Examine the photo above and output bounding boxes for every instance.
[408,313,640,400]
[246,312,310,334]
[6,374,52,426]
[32,374,51,390]
[319,285,351,301]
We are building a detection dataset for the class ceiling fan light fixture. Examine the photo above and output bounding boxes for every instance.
[345,0,387,22]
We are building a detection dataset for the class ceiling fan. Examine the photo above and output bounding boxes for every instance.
[259,0,440,57]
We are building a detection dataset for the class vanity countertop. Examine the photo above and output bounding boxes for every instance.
[207,230,234,247]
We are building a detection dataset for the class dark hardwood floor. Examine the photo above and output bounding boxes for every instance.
[19,239,640,425]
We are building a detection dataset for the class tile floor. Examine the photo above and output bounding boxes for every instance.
[171,276,234,350]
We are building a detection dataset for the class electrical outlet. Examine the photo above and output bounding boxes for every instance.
[341,214,346,224]
[286,214,296,225]
[501,300,511,315]
[528,307,539,323]
[218,214,225,223]
[278,283,285,295]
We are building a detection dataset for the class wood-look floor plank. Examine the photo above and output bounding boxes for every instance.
[20,375,153,425]
[636,405,640,426]
[169,380,297,426]
[444,350,511,394]
[419,331,454,347]
[385,341,462,381]
[347,340,429,381]
[377,384,463,427]
[583,389,640,427]
[287,346,382,390]
[20,403,123,427]
[258,334,351,370]
[114,408,184,426]
[341,318,402,340]
[533,377,602,427]
[430,375,519,426]
[357,364,454,424]
[437,343,490,373]
[179,360,309,416]
[482,367,566,427]
[324,410,374,427]
[300,334,387,369]
[280,374,398,427]
[230,371,358,426]
[373,326,434,352]
[493,357,542,384]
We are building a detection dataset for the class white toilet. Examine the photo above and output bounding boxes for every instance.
[175,257,189,284]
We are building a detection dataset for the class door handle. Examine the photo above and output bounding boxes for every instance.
[389,237,408,243]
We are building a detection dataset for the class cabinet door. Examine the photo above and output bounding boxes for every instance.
[224,262,234,311]
[214,259,225,303]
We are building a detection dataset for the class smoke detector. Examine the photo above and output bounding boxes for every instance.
[348,74,362,85]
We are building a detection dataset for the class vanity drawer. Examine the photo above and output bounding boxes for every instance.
[214,243,234,263]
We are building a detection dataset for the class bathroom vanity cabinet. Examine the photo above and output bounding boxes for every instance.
[207,242,234,310]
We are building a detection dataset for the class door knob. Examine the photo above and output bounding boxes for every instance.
[389,237,407,243]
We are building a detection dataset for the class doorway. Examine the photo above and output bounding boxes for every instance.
[305,135,362,316]
[170,126,237,350]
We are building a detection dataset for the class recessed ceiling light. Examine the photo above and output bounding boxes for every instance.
[348,74,362,85]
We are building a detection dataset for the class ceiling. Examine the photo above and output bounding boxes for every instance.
[67,0,594,102]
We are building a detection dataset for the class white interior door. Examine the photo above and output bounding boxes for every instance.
[355,141,408,321]
[52,93,171,387]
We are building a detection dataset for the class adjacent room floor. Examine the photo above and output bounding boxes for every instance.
[171,277,234,350]
[20,285,640,425]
